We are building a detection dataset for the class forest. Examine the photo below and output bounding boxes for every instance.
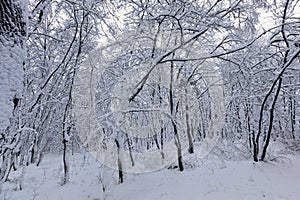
[0,0,300,199]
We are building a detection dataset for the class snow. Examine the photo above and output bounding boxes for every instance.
[1,153,104,200]
[1,148,300,200]
[0,39,24,130]
[111,157,300,200]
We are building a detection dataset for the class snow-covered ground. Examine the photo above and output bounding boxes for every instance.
[110,156,300,200]
[1,142,300,200]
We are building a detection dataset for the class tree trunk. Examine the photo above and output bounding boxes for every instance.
[169,61,184,171]
[115,139,123,184]
[185,87,194,154]
[260,78,282,161]
[0,0,26,181]
[0,0,26,129]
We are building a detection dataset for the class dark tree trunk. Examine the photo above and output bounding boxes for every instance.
[169,61,184,171]
[185,87,194,154]
[260,78,282,161]
[115,139,123,184]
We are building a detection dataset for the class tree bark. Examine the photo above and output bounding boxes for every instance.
[115,139,123,184]
[0,0,26,130]
[260,78,282,161]
[169,61,184,171]
[0,0,26,181]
